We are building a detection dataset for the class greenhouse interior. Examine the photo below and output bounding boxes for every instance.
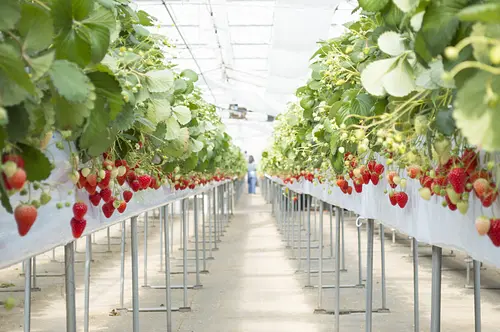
[1,0,500,331]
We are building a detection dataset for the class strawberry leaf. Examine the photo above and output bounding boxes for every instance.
[358,0,389,12]
[453,71,500,151]
[457,3,500,23]
[49,60,93,103]
[0,176,13,214]
[18,143,53,182]
[146,69,175,93]
[17,3,53,53]
[29,51,55,81]
[87,70,123,119]
[5,106,30,142]
[79,100,115,157]
[165,116,181,140]
[181,69,198,83]
[53,94,93,131]
[172,105,192,125]
[0,44,35,95]
[0,0,20,31]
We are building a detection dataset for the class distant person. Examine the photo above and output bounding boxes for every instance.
[247,155,257,194]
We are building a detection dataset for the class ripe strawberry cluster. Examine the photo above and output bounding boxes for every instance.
[414,149,497,214]
[336,156,385,196]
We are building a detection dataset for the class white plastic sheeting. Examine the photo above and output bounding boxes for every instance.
[133,0,359,118]
[270,176,500,268]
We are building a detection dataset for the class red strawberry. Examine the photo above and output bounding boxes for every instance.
[89,192,101,206]
[138,175,151,189]
[3,154,25,168]
[86,173,97,187]
[487,219,500,247]
[447,168,467,194]
[126,170,137,183]
[117,175,126,186]
[102,202,115,218]
[389,183,397,189]
[461,149,478,174]
[2,173,12,190]
[470,169,491,184]
[389,192,397,206]
[367,160,377,172]
[70,217,86,238]
[7,168,27,190]
[481,191,498,208]
[118,201,127,213]
[374,164,385,175]
[123,190,133,203]
[444,195,457,210]
[72,202,88,220]
[115,159,128,167]
[346,186,353,195]
[14,204,37,236]
[396,192,408,208]
[370,173,380,185]
[407,165,421,179]
[362,172,370,185]
[77,172,87,189]
[100,188,112,203]
[85,183,97,195]
[488,219,500,247]
[354,183,363,193]
[131,179,141,192]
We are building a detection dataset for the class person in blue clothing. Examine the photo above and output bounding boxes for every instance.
[247,155,257,194]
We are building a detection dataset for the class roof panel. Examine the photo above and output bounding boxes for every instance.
[232,44,269,58]
[226,6,274,25]
[230,26,272,44]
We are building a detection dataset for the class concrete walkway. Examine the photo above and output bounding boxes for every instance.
[2,190,500,331]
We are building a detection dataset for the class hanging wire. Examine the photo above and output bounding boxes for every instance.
[160,0,218,104]
[205,0,230,83]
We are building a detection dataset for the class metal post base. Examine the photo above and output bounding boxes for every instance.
[179,307,191,312]
[127,307,180,312]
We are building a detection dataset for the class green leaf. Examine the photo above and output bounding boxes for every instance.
[453,71,500,151]
[172,105,192,125]
[151,122,167,147]
[112,106,135,132]
[435,108,456,136]
[351,94,375,116]
[382,59,416,97]
[83,8,116,63]
[87,70,124,119]
[79,104,115,157]
[17,3,53,53]
[470,23,500,65]
[49,60,93,103]
[137,10,154,26]
[165,116,181,140]
[97,0,116,9]
[0,177,13,213]
[26,100,55,137]
[377,31,406,56]
[0,44,35,94]
[174,79,187,93]
[181,69,199,82]
[308,80,322,91]
[53,94,92,131]
[18,143,53,181]
[382,2,405,28]
[0,76,30,107]
[416,59,455,89]
[418,0,469,57]
[0,0,20,31]
[190,138,204,153]
[358,0,389,12]
[133,24,150,37]
[146,69,174,93]
[29,51,55,81]
[457,3,500,23]
[6,106,29,142]
[151,99,172,122]
[414,32,433,66]
[392,0,418,12]
[361,58,398,96]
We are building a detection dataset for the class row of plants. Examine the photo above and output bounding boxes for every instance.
[0,0,246,239]
[260,0,500,246]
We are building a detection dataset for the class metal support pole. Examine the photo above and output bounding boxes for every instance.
[213,188,219,250]
[365,219,375,332]
[380,223,387,310]
[84,236,92,332]
[119,221,126,309]
[160,208,164,272]
[107,227,111,252]
[341,212,346,271]
[202,193,208,272]
[131,217,140,332]
[474,260,481,332]
[335,207,341,332]
[23,258,32,332]
[316,201,325,312]
[170,204,174,253]
[306,195,312,288]
[298,194,302,271]
[32,256,37,290]
[430,246,442,332]
[291,192,296,257]
[143,212,149,287]
[194,195,202,287]
[163,205,173,332]
[357,219,363,286]
[208,191,214,258]
[329,204,333,258]
[65,242,77,332]
[181,199,190,311]
[412,238,420,332]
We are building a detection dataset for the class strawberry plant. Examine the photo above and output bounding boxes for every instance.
[261,0,500,248]
[0,0,246,237]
